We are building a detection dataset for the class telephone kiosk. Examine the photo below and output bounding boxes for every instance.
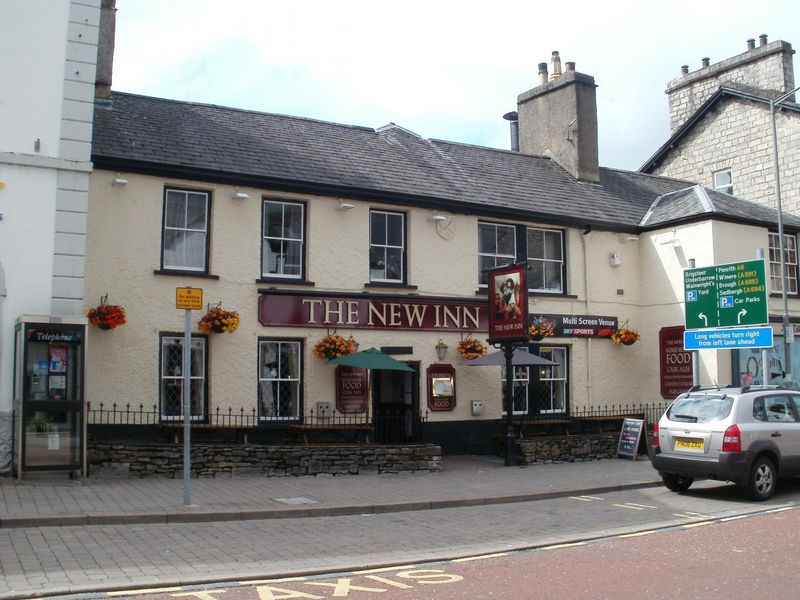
[13,316,87,479]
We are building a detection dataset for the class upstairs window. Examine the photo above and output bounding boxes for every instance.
[769,232,799,294]
[162,188,210,272]
[262,200,305,279]
[526,228,564,293]
[478,223,516,287]
[713,169,733,195]
[370,210,405,283]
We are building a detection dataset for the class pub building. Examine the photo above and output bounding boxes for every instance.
[79,49,800,462]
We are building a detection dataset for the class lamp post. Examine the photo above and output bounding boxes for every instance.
[770,85,800,384]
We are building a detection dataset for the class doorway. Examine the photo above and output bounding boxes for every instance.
[372,362,419,443]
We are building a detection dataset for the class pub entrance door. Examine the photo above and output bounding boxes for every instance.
[372,362,419,443]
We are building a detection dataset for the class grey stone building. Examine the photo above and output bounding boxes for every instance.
[641,35,799,217]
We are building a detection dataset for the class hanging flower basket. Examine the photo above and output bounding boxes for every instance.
[87,295,126,330]
[313,332,357,360]
[198,305,240,334]
[611,325,640,346]
[457,336,488,359]
[528,322,554,342]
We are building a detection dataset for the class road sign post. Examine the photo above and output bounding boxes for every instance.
[176,287,203,506]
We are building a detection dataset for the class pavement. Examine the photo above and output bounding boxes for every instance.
[0,455,662,599]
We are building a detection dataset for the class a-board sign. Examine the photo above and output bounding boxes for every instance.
[617,418,645,460]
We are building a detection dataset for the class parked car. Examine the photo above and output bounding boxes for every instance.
[652,385,800,500]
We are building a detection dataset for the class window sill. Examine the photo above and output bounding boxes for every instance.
[154,269,220,280]
[257,277,315,286]
[770,292,799,298]
[364,282,418,291]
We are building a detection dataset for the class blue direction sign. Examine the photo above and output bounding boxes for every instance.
[684,259,768,330]
[684,326,774,350]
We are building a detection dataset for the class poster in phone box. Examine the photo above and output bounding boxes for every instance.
[488,264,529,344]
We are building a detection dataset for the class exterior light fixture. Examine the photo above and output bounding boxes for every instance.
[112,177,128,186]
[430,213,448,222]
[435,339,449,361]
[233,191,250,200]
[336,201,355,211]
[619,235,639,243]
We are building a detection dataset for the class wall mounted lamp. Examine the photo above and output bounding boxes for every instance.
[619,235,639,243]
[430,213,448,222]
[233,191,250,200]
[112,177,128,186]
[435,339,449,362]
[336,201,355,211]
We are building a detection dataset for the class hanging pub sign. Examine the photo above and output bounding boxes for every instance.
[487,263,529,344]
[335,366,368,413]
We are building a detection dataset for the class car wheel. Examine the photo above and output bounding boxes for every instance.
[745,456,776,501]
[662,473,694,492]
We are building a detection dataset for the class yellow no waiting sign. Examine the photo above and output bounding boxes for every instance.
[176,287,203,310]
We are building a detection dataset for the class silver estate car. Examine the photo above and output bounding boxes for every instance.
[652,386,800,500]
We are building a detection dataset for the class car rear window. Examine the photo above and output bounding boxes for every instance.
[667,395,733,423]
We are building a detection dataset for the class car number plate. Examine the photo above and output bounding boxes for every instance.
[675,438,704,450]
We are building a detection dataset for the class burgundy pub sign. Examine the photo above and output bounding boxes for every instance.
[487,264,528,344]
[259,291,488,332]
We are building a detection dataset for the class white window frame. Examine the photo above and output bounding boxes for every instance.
[369,210,405,283]
[159,335,206,421]
[769,232,798,294]
[258,340,302,421]
[538,346,567,414]
[478,222,517,288]
[526,227,564,293]
[713,169,733,195]
[162,188,209,272]
[262,200,305,279]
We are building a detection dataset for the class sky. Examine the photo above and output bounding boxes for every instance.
[111,0,800,172]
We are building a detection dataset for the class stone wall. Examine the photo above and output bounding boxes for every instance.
[516,433,627,465]
[88,442,441,478]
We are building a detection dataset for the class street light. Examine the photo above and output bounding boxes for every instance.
[770,85,800,384]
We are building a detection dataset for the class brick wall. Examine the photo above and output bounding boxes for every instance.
[516,433,628,464]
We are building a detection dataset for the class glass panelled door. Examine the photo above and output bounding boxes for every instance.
[18,324,85,473]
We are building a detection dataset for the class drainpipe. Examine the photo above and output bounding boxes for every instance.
[581,230,593,406]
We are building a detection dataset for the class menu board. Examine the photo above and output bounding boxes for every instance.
[617,418,645,460]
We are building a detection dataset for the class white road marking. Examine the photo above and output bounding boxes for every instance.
[452,552,509,563]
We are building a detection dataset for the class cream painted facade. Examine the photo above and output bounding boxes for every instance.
[85,167,800,452]
[85,170,654,431]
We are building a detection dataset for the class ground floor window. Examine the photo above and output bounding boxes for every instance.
[159,334,207,421]
[501,345,568,415]
[258,339,302,420]
[537,346,567,413]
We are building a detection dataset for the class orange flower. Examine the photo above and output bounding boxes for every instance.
[457,336,487,359]
[314,333,357,359]
[87,300,126,330]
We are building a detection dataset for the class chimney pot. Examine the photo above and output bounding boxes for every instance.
[550,50,562,80]
[538,62,548,85]
[701,57,710,68]
[759,34,768,46]
[565,61,575,72]
[681,65,689,75]
[747,38,756,50]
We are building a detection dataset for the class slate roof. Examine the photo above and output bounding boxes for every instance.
[640,84,800,173]
[92,91,799,233]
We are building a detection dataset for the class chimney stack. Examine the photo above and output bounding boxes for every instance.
[701,57,710,68]
[515,52,599,182]
[538,62,549,85]
[681,65,689,75]
[747,38,756,50]
[95,0,117,101]
[759,34,768,46]
[550,51,562,80]
[503,111,520,152]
